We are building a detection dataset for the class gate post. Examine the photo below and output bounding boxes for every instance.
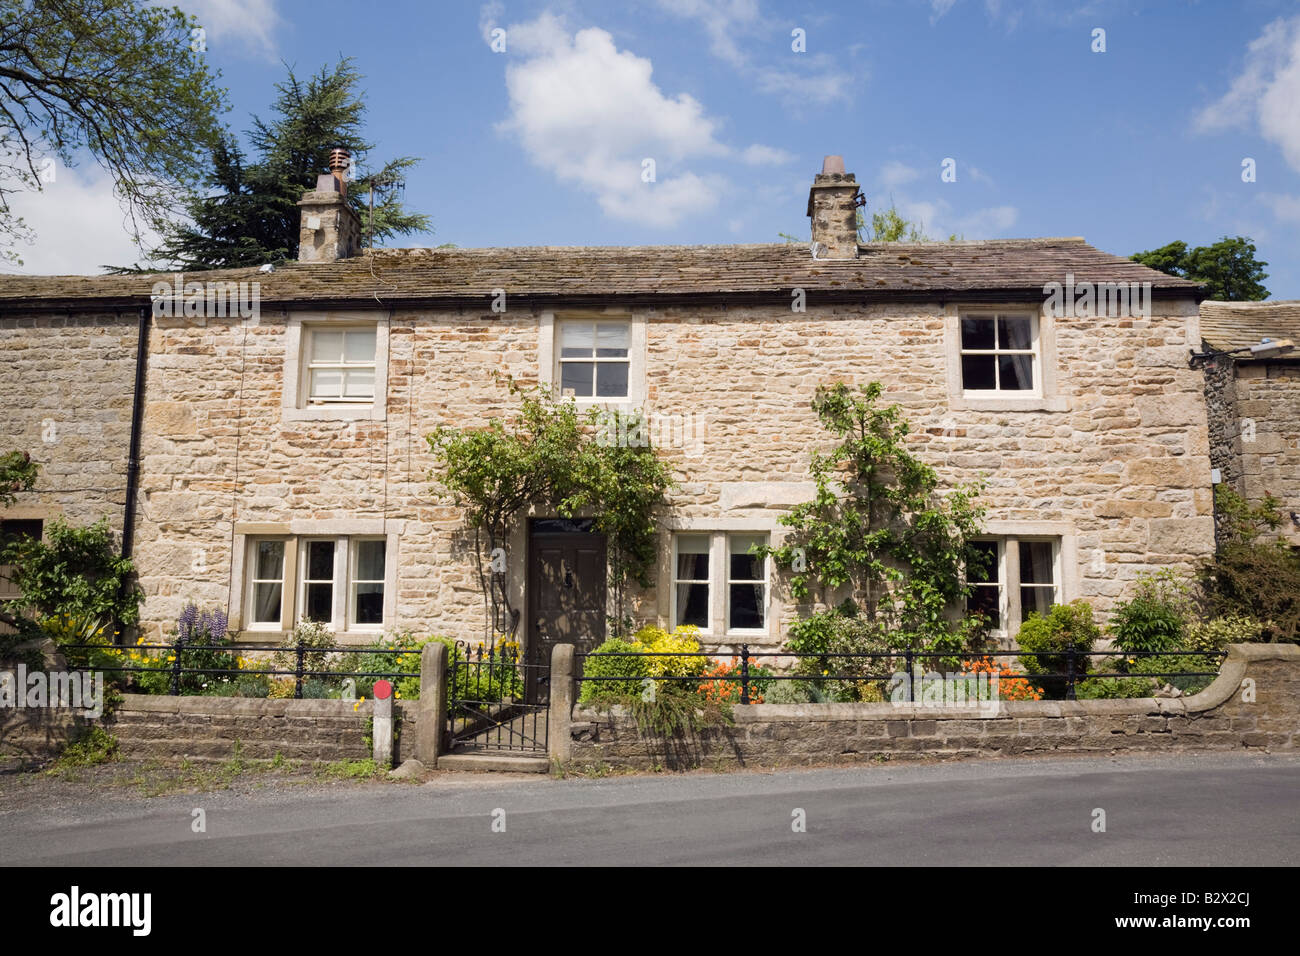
[416,641,449,767]
[548,643,575,766]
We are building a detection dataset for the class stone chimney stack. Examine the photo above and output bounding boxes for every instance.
[806,155,863,259]
[297,148,362,263]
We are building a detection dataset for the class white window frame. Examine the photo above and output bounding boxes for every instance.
[725,533,770,636]
[304,326,378,404]
[538,311,648,407]
[235,526,399,638]
[958,311,1041,397]
[298,537,341,626]
[282,310,389,422]
[246,537,289,631]
[348,537,387,631]
[671,533,713,635]
[556,318,632,400]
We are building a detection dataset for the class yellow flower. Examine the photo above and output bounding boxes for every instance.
[395,692,402,700]
[352,701,360,712]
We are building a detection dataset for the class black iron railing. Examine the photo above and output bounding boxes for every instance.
[447,642,549,753]
[59,640,416,699]
[575,645,1228,704]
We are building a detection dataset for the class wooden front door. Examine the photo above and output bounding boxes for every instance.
[527,518,607,692]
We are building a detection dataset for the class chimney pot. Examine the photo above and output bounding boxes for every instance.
[821,155,845,175]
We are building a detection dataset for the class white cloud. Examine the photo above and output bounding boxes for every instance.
[3,165,159,274]
[878,161,920,188]
[1259,191,1300,223]
[741,144,795,166]
[165,0,281,59]
[498,14,734,227]
[653,0,855,105]
[1196,16,1300,173]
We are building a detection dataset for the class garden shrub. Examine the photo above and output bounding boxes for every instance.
[578,638,649,703]
[1016,600,1100,698]
[1108,571,1190,655]
[1076,676,1154,700]
[697,658,774,705]
[1186,614,1262,652]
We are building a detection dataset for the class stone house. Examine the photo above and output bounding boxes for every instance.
[1199,300,1300,547]
[0,156,1219,657]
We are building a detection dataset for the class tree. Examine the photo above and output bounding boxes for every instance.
[781,200,957,245]
[1131,236,1269,301]
[0,0,227,265]
[142,57,430,270]
[0,449,37,506]
[763,383,987,659]
[0,517,139,634]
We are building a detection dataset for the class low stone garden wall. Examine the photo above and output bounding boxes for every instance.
[563,644,1299,771]
[1,693,417,764]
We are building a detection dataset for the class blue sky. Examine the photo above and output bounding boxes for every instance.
[14,0,1300,297]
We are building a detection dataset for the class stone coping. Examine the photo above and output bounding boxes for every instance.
[115,694,418,718]
[573,643,1294,725]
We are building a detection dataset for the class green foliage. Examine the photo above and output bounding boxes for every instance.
[1200,487,1300,643]
[1076,676,1154,700]
[1131,236,1269,301]
[762,382,986,653]
[578,639,649,703]
[1120,652,1219,695]
[0,518,139,634]
[0,449,38,506]
[1109,570,1191,655]
[429,378,671,640]
[449,643,525,706]
[0,0,227,266]
[1016,600,1100,698]
[1186,614,1262,652]
[345,630,430,700]
[52,726,119,770]
[143,57,429,270]
[271,619,338,676]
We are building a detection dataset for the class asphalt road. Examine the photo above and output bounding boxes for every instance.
[2,753,1297,866]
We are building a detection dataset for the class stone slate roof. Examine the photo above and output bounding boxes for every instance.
[1200,300,1300,354]
[0,237,1201,311]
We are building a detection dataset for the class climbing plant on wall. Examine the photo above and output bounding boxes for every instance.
[427,377,673,643]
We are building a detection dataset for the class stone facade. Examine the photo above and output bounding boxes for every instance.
[0,310,139,558]
[567,643,1299,770]
[117,294,1214,648]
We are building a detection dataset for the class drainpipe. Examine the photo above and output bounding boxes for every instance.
[118,305,151,642]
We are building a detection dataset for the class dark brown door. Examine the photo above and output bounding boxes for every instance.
[528,518,607,701]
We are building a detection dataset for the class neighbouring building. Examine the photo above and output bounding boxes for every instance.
[1199,299,1300,548]
[1,155,1224,659]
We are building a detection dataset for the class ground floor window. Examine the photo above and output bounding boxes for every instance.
[670,531,770,636]
[245,535,388,633]
[965,536,1061,639]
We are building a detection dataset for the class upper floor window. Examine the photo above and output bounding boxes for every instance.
[959,313,1038,394]
[558,320,631,399]
[306,326,377,403]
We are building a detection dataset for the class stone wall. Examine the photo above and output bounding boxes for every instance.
[1207,359,1300,547]
[1,694,416,764]
[122,299,1213,648]
[0,310,139,532]
[567,643,1298,770]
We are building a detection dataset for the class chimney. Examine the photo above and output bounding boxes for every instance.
[806,155,863,259]
[297,148,362,263]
